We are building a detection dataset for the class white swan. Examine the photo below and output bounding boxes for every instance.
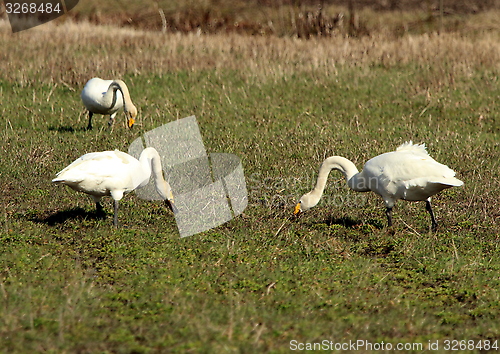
[52,147,177,226]
[81,78,138,130]
[294,142,463,231]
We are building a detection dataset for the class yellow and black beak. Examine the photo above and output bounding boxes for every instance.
[127,117,135,128]
[293,202,302,216]
[165,199,179,214]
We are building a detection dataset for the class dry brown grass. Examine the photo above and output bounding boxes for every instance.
[1,16,500,90]
[40,0,500,36]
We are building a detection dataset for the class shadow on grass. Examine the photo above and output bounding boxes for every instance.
[48,125,88,133]
[311,216,383,229]
[32,207,106,226]
[323,216,362,228]
[327,216,386,229]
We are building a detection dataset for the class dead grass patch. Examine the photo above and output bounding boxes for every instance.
[1,18,499,91]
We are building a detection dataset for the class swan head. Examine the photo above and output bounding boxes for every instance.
[293,202,303,216]
[293,192,319,216]
[165,199,178,214]
[125,105,138,128]
[154,179,178,214]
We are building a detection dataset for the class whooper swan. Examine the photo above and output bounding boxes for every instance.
[81,77,138,130]
[52,147,177,226]
[294,142,463,231]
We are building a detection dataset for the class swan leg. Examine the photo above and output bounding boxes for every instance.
[108,112,117,129]
[113,200,119,227]
[426,200,438,232]
[87,111,94,130]
[385,207,393,227]
[95,202,106,219]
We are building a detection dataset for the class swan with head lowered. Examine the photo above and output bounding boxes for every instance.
[294,142,463,231]
[52,147,177,226]
[81,77,138,130]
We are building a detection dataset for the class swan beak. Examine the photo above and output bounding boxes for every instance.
[127,118,135,128]
[293,202,302,216]
[165,199,178,214]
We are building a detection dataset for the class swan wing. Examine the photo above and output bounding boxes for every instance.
[398,176,463,201]
[54,152,111,182]
[395,141,429,156]
[81,78,124,114]
[53,151,137,190]
[363,150,462,200]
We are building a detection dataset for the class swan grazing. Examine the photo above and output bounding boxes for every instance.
[81,78,138,130]
[52,147,177,226]
[294,142,463,231]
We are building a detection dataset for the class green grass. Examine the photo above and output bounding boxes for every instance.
[1,21,500,353]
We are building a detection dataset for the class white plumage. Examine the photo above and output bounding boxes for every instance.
[52,147,177,226]
[81,78,137,130]
[294,141,463,230]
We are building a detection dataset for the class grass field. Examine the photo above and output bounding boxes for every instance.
[1,4,500,352]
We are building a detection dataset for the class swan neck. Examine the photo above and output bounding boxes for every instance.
[140,148,162,181]
[312,156,360,195]
[139,148,173,200]
[110,80,136,112]
[101,82,119,108]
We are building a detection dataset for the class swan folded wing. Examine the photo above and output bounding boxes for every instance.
[399,167,463,200]
[111,150,136,164]
[365,151,462,200]
[380,152,456,180]
[53,152,134,190]
[430,176,464,187]
[82,91,124,115]
[399,177,452,200]
[81,78,124,114]
[83,99,122,115]
[396,141,428,155]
